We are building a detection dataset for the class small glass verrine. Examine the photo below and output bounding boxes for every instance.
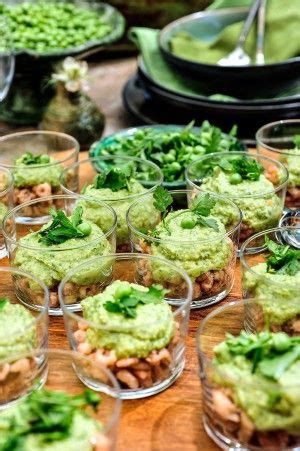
[0,349,121,450]
[256,120,300,209]
[0,266,49,407]
[59,253,192,399]
[2,194,117,315]
[60,155,163,251]
[0,131,79,223]
[0,166,13,259]
[126,190,241,308]
[186,151,288,244]
[197,298,300,450]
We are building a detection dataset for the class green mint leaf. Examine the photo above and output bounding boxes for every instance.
[190,193,216,217]
[196,216,219,232]
[153,186,173,213]
[0,297,8,310]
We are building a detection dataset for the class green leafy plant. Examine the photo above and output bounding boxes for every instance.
[0,297,8,310]
[38,206,91,246]
[265,237,300,276]
[92,164,135,192]
[17,152,50,166]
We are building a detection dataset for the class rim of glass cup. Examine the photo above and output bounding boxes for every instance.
[0,131,80,168]
[0,266,49,340]
[240,226,300,287]
[2,194,117,251]
[0,348,122,434]
[185,151,289,199]
[60,155,164,202]
[58,252,193,328]
[196,297,300,388]
[0,165,14,197]
[256,119,300,155]
[126,189,242,245]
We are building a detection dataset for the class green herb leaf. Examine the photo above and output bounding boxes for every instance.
[293,134,300,149]
[0,297,8,310]
[265,237,300,275]
[93,163,135,192]
[190,193,216,217]
[230,156,263,181]
[259,345,300,380]
[17,152,50,166]
[153,186,173,213]
[196,216,219,232]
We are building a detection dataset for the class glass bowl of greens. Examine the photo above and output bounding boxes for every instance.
[256,119,300,209]
[0,349,121,450]
[89,121,246,189]
[197,298,300,450]
[240,224,300,333]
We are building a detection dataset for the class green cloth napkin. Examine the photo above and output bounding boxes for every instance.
[171,0,300,64]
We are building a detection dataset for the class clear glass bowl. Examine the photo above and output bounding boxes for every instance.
[256,120,300,209]
[60,155,163,251]
[0,131,79,223]
[0,349,121,450]
[240,224,300,333]
[0,266,49,407]
[197,298,300,450]
[186,151,288,244]
[126,190,241,308]
[59,253,192,399]
[0,166,13,259]
[2,194,117,315]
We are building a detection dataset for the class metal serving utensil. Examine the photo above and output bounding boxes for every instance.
[218,0,261,67]
[255,0,266,64]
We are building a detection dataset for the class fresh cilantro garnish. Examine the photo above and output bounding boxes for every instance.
[189,193,219,232]
[93,163,135,192]
[265,237,300,276]
[17,152,50,165]
[104,284,167,318]
[153,186,173,214]
[0,297,8,310]
[1,388,101,448]
[229,156,264,181]
[38,206,91,246]
[294,134,300,149]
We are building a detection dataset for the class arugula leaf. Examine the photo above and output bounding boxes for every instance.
[293,134,300,149]
[93,163,135,192]
[104,284,166,318]
[0,297,8,310]
[38,206,91,246]
[265,237,300,275]
[153,186,173,213]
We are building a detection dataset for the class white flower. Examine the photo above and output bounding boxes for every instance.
[52,57,89,92]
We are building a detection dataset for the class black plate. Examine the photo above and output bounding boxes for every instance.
[159,8,300,99]
[122,75,300,139]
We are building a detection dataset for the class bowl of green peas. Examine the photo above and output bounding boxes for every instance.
[89,121,247,189]
[0,0,125,124]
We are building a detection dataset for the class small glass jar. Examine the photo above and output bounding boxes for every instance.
[197,298,300,450]
[60,155,163,251]
[0,266,49,407]
[0,166,13,259]
[0,349,121,450]
[256,120,300,209]
[240,224,300,333]
[2,194,117,315]
[59,253,192,399]
[186,151,288,244]
[0,131,79,223]
[127,190,241,308]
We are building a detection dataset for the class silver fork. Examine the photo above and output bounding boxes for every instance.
[218,0,261,67]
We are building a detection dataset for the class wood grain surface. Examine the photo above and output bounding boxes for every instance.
[0,57,243,451]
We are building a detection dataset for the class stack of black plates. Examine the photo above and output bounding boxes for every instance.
[123,8,300,139]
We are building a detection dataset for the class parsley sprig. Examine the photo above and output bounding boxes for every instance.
[92,163,135,192]
[104,284,167,318]
[1,388,101,448]
[17,152,50,165]
[189,193,219,232]
[38,206,91,246]
[265,237,300,276]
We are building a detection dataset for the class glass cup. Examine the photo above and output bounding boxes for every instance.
[0,166,13,259]
[256,120,300,209]
[0,15,15,102]
[240,224,300,333]
[0,349,121,450]
[0,131,79,223]
[126,190,241,308]
[0,266,49,406]
[60,156,163,251]
[186,151,288,244]
[59,253,192,399]
[2,194,117,315]
[197,298,300,451]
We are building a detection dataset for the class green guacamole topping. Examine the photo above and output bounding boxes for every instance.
[81,280,175,358]
[0,389,102,451]
[13,153,63,188]
[14,220,111,288]
[201,167,283,231]
[0,298,36,360]
[213,331,300,434]
[281,147,300,188]
[150,209,232,281]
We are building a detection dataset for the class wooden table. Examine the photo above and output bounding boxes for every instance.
[0,57,243,451]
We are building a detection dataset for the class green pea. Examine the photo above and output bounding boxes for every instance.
[39,154,50,164]
[115,285,132,299]
[229,173,242,184]
[181,218,196,229]
[77,222,91,236]
[164,153,175,164]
